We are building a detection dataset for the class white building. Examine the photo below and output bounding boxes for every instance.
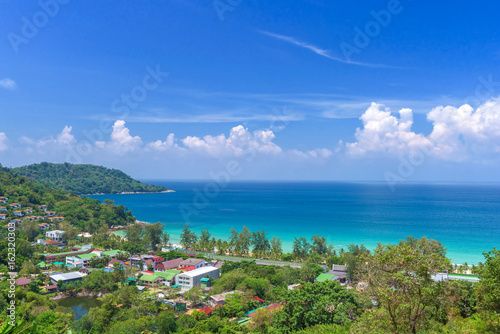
[0,214,6,220]
[176,266,220,290]
[50,272,87,285]
[66,256,85,268]
[46,230,65,242]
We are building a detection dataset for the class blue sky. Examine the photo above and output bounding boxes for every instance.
[1,0,500,182]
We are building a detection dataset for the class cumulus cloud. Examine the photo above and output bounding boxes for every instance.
[147,133,179,151]
[346,102,431,156]
[38,126,76,147]
[97,120,142,153]
[0,133,9,151]
[0,78,16,90]
[427,99,500,159]
[182,125,282,156]
[346,98,500,161]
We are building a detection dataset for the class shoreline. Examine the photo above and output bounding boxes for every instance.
[82,190,175,196]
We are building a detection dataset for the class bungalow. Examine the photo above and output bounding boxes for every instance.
[24,208,33,215]
[15,277,32,287]
[13,211,24,217]
[50,272,86,285]
[139,274,165,287]
[49,217,64,222]
[45,285,58,293]
[152,256,164,264]
[210,290,243,307]
[315,273,336,283]
[44,211,56,217]
[0,214,6,220]
[36,261,49,270]
[155,257,184,272]
[44,239,65,247]
[38,223,50,231]
[0,206,6,211]
[108,259,124,268]
[326,264,349,284]
[10,219,21,225]
[153,270,181,286]
[46,230,64,242]
[0,197,8,203]
[179,258,207,269]
[40,205,48,211]
[9,203,21,209]
[24,216,34,222]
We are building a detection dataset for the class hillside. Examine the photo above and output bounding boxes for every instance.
[0,165,135,230]
[11,162,168,195]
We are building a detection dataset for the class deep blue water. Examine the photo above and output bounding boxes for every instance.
[91,181,500,264]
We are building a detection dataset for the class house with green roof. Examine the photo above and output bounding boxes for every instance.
[315,273,336,283]
[152,270,181,286]
[139,274,165,287]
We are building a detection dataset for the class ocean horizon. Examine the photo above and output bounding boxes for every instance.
[90,180,500,265]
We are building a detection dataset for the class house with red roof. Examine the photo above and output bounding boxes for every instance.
[200,306,213,316]
[15,277,32,287]
[154,258,184,272]
[178,266,196,272]
[0,214,6,220]
[0,197,8,203]
[13,211,24,217]
[0,206,6,211]
[9,203,21,209]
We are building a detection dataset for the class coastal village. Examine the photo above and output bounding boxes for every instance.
[2,194,484,330]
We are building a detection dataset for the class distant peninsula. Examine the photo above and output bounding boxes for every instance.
[11,162,169,195]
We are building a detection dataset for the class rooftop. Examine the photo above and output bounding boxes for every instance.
[315,273,336,282]
[180,258,206,266]
[178,266,219,278]
[50,272,86,281]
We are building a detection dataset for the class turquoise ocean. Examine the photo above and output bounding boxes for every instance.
[90,181,500,264]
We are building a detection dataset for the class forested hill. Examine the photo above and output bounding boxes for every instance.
[0,165,135,230]
[11,162,168,195]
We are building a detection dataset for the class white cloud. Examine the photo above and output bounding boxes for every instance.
[346,98,500,161]
[147,133,179,151]
[38,126,76,147]
[182,125,282,157]
[0,78,16,90]
[104,120,143,153]
[428,99,500,154]
[346,102,431,156]
[260,31,402,69]
[0,133,9,151]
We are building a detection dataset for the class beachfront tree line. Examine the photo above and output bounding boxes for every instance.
[179,224,358,263]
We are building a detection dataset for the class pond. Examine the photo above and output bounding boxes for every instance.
[57,296,103,320]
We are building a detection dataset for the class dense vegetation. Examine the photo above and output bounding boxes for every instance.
[11,162,168,195]
[0,166,135,268]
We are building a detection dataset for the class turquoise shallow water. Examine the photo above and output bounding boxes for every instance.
[91,181,500,264]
